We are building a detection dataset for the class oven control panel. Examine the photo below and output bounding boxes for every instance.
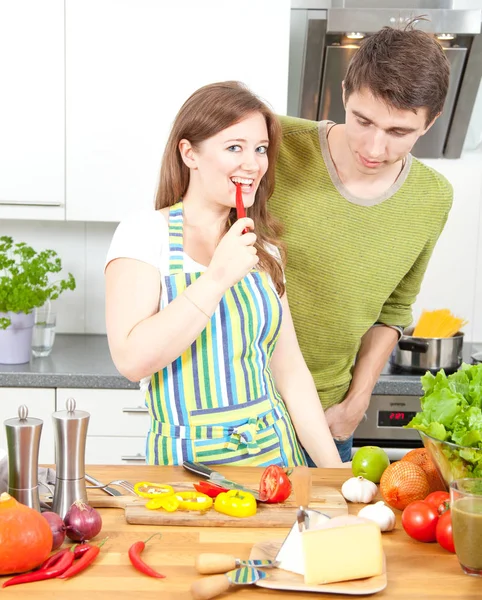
[353,395,422,441]
[377,411,417,428]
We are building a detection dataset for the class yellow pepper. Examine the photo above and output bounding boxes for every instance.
[213,489,257,518]
[145,495,180,512]
[175,491,213,511]
[134,481,174,498]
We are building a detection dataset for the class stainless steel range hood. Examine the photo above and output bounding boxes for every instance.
[288,0,482,158]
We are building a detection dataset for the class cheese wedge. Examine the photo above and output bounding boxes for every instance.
[301,519,383,585]
[275,511,331,575]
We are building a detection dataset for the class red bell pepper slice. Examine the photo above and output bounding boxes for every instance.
[193,481,229,498]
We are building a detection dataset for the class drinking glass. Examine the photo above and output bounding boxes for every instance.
[450,478,482,577]
[31,306,56,358]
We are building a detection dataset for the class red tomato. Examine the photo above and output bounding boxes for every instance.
[402,501,439,542]
[436,510,455,553]
[259,465,292,503]
[193,481,228,498]
[425,491,450,515]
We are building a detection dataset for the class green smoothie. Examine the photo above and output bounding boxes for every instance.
[452,497,482,573]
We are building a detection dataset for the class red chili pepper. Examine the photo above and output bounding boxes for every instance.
[38,548,71,571]
[3,550,74,588]
[74,543,93,558]
[128,533,166,578]
[235,183,248,234]
[38,544,91,572]
[57,538,108,580]
[193,481,229,498]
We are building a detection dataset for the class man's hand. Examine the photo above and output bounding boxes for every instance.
[324,324,399,441]
[324,393,370,441]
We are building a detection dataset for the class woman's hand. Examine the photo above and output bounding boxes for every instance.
[205,218,258,290]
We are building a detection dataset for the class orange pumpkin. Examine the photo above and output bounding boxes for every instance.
[0,492,53,575]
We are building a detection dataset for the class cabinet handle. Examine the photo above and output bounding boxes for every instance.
[0,200,63,206]
[122,407,149,413]
[121,454,146,461]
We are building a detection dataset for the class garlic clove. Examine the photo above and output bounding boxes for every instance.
[358,501,396,532]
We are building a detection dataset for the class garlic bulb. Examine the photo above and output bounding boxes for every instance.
[358,501,396,532]
[341,476,378,503]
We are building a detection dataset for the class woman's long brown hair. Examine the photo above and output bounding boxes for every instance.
[155,81,285,296]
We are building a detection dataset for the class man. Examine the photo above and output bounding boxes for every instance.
[270,25,453,462]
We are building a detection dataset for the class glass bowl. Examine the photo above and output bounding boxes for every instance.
[419,431,482,489]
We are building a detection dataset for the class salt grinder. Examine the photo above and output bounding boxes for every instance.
[5,404,43,512]
[52,397,90,518]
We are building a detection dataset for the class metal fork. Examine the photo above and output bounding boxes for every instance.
[86,479,137,495]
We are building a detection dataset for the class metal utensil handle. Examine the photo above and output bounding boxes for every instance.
[183,461,216,478]
[85,474,122,496]
[398,338,430,353]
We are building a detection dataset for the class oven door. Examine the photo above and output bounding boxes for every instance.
[352,395,423,461]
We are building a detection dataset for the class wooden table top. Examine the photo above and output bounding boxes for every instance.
[2,466,481,599]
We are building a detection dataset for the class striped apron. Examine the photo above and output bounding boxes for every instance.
[144,201,306,467]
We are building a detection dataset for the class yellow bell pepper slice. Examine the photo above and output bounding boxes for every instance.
[175,491,213,511]
[145,494,180,512]
[213,489,257,518]
[134,481,174,498]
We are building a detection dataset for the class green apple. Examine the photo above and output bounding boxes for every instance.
[352,446,390,483]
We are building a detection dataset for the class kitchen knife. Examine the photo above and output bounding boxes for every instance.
[182,461,260,500]
[85,473,122,497]
[191,566,267,600]
[195,552,276,574]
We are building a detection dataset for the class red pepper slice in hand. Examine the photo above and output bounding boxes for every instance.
[235,183,249,234]
[259,465,292,503]
[128,533,166,578]
[193,481,229,498]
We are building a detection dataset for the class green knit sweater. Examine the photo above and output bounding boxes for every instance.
[270,116,453,409]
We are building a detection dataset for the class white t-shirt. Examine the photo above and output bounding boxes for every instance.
[105,208,283,275]
[105,209,284,390]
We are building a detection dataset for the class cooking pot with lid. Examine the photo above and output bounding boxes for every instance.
[391,327,464,373]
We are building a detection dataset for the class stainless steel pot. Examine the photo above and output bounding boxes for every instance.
[472,352,482,365]
[391,328,464,373]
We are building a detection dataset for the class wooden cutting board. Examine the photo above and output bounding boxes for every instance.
[88,481,347,527]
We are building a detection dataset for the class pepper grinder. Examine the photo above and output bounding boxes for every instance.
[5,405,43,512]
[51,397,90,518]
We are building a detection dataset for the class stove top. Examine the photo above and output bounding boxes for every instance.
[381,341,482,376]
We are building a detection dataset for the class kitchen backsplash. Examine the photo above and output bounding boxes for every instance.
[1,152,482,341]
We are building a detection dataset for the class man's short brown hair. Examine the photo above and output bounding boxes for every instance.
[344,25,450,126]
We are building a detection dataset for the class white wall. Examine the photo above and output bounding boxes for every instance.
[1,149,482,339]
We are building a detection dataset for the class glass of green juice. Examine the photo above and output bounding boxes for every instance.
[451,478,482,577]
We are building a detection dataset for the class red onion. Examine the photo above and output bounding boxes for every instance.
[63,500,102,542]
[42,511,66,550]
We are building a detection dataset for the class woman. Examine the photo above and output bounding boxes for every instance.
[105,81,343,467]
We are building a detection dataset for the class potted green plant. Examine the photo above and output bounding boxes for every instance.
[0,236,76,364]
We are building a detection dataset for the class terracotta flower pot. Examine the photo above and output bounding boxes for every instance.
[0,311,35,364]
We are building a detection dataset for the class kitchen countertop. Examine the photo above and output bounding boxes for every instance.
[3,465,480,599]
[0,334,481,395]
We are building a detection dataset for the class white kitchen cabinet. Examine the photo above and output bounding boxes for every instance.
[66,0,291,222]
[85,437,147,465]
[56,388,149,464]
[0,388,56,464]
[0,0,65,221]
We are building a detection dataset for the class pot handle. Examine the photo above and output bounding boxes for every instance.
[398,338,429,353]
